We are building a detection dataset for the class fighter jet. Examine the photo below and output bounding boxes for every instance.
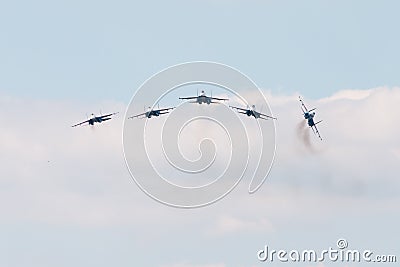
[299,96,322,140]
[72,112,118,127]
[179,90,228,104]
[230,105,277,120]
[128,106,174,119]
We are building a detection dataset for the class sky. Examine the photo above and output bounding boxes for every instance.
[2,0,400,101]
[1,1,400,267]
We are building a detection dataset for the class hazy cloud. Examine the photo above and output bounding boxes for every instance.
[1,87,399,227]
[0,87,399,267]
[208,215,274,236]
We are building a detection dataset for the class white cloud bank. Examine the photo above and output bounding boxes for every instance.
[1,87,399,226]
[208,215,274,236]
[0,87,399,267]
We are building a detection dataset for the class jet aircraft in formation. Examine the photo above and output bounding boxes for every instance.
[179,90,228,104]
[71,91,323,141]
[229,105,277,120]
[299,96,323,140]
[71,112,118,127]
[128,106,174,119]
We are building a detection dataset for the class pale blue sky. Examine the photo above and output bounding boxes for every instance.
[1,0,400,101]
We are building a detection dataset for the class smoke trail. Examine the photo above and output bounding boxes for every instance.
[296,120,314,152]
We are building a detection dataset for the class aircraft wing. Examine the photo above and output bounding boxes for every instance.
[128,112,146,119]
[98,112,118,119]
[229,105,248,112]
[299,96,309,113]
[155,107,174,112]
[158,109,174,115]
[72,119,89,127]
[313,121,323,140]
[210,96,228,101]
[179,96,197,100]
[258,112,277,120]
[313,126,322,140]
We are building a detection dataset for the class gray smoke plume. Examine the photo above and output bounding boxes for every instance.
[296,120,314,152]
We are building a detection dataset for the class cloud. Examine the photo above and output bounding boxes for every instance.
[267,87,400,193]
[0,95,137,226]
[0,86,399,229]
[208,215,274,236]
[1,87,400,267]
[392,148,400,160]
[320,89,374,102]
